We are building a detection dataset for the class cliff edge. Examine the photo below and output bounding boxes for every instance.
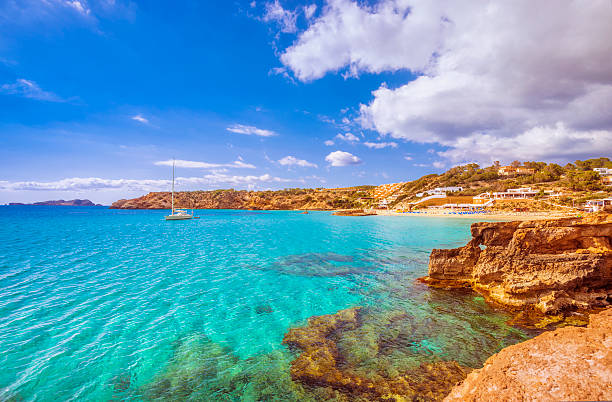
[421,214,612,314]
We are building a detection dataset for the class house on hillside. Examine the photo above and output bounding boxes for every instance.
[594,168,612,185]
[585,198,612,212]
[593,168,612,176]
[416,186,463,197]
[474,187,539,202]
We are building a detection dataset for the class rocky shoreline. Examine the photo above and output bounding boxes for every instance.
[420,214,611,317]
[279,214,612,401]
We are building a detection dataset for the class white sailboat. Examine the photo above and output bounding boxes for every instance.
[165,160,193,220]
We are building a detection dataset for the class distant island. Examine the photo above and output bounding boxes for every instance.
[9,199,103,207]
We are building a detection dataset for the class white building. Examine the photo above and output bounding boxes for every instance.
[593,168,612,176]
[417,187,464,197]
[585,198,612,212]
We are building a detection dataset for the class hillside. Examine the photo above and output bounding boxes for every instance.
[110,187,373,210]
[393,157,612,209]
[111,158,612,211]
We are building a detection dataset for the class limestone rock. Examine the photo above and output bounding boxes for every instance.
[423,215,612,314]
[445,308,612,402]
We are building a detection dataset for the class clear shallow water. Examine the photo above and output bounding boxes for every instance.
[0,207,534,400]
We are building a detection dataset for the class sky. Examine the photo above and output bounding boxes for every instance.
[1,0,611,204]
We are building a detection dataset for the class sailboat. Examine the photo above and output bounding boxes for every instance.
[165,160,193,220]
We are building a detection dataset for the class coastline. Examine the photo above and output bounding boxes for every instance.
[370,208,578,221]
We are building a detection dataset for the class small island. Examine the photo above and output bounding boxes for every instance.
[9,199,103,206]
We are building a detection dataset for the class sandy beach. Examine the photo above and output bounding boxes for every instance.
[371,208,579,221]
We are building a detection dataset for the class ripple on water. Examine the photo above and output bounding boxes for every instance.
[0,208,534,400]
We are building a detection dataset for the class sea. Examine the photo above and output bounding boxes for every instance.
[0,206,536,401]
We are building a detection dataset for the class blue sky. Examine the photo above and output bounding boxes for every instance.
[1,0,611,204]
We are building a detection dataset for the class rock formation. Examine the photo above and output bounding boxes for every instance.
[445,308,612,401]
[421,215,612,315]
[283,307,470,401]
[110,188,372,210]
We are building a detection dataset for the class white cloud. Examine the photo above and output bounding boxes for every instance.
[279,0,445,81]
[432,161,445,169]
[404,155,413,161]
[303,4,317,20]
[324,140,335,146]
[65,0,90,15]
[363,141,397,149]
[154,159,256,169]
[262,1,297,33]
[275,0,612,164]
[1,78,63,102]
[227,124,277,137]
[131,114,149,124]
[325,150,362,166]
[278,155,318,168]
[438,123,612,165]
[335,132,359,142]
[0,173,292,192]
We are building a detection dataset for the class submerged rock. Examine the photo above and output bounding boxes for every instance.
[445,308,612,402]
[267,252,369,277]
[421,215,612,315]
[283,307,470,401]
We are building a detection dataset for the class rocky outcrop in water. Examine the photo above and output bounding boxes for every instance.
[283,307,470,401]
[421,215,612,314]
[445,308,612,401]
[110,188,372,210]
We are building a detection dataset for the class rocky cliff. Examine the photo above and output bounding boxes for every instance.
[110,188,371,210]
[421,215,612,315]
[445,308,612,401]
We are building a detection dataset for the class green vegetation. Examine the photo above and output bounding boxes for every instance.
[392,157,611,208]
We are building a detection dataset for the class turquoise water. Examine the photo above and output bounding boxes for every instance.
[0,207,533,400]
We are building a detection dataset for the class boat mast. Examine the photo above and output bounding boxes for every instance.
[171,159,175,214]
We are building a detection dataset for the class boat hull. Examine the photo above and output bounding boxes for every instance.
[165,215,193,220]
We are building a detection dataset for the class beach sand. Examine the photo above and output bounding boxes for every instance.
[371,209,579,221]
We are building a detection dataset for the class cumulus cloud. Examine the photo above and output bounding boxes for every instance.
[279,0,445,81]
[227,124,277,137]
[275,0,612,164]
[154,159,256,169]
[278,155,318,168]
[1,79,63,102]
[335,132,360,142]
[363,141,397,149]
[324,140,335,146]
[262,0,297,33]
[325,150,362,166]
[438,123,612,165]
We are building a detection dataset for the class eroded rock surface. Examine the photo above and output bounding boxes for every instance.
[283,307,470,401]
[422,215,612,314]
[445,308,612,402]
